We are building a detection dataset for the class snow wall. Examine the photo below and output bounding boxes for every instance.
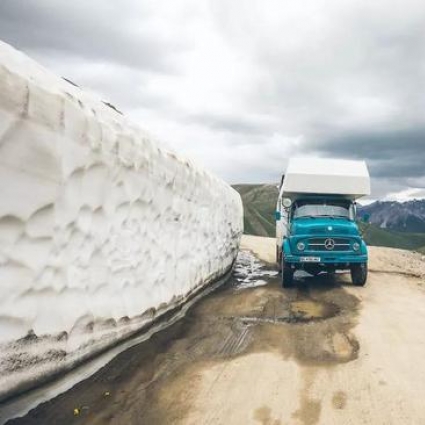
[0,41,243,401]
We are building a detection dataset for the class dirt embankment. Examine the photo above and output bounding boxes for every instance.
[4,237,425,425]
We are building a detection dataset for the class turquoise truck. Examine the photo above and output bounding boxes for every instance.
[276,158,371,288]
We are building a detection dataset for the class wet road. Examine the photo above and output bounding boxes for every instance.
[4,239,425,425]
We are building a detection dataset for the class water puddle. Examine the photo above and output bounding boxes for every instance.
[233,251,278,290]
[289,300,339,321]
[237,299,339,326]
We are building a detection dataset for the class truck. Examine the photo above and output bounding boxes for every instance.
[276,158,371,288]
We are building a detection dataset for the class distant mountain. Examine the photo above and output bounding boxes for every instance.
[361,200,425,233]
[233,184,425,254]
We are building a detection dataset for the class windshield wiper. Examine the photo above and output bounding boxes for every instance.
[315,214,349,219]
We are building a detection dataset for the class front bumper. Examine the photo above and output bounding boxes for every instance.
[283,252,368,265]
[282,235,368,266]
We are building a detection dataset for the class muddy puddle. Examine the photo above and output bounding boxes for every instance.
[6,251,361,425]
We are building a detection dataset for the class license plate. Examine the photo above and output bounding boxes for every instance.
[300,256,321,263]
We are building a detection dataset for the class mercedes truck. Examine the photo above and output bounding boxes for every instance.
[276,158,371,288]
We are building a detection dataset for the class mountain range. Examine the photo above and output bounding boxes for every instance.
[360,200,425,233]
[233,184,425,254]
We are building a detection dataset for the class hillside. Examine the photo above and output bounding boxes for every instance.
[232,184,279,237]
[359,223,425,253]
[233,184,425,253]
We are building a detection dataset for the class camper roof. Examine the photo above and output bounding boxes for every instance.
[280,158,371,200]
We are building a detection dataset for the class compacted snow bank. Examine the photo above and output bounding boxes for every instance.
[0,41,243,401]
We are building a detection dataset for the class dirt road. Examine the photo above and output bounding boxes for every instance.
[5,236,425,424]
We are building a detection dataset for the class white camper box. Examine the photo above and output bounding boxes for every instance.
[276,158,371,249]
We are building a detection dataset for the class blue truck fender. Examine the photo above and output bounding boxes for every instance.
[282,238,292,257]
[360,240,368,257]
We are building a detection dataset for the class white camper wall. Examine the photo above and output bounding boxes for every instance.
[275,198,289,250]
[282,158,371,199]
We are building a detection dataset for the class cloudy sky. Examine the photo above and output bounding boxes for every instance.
[0,0,424,201]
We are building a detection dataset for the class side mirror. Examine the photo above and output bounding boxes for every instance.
[275,211,281,221]
[362,213,370,223]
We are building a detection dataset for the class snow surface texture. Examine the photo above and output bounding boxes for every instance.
[0,41,243,401]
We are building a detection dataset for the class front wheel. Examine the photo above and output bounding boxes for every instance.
[351,263,368,286]
[276,246,282,273]
[281,258,294,288]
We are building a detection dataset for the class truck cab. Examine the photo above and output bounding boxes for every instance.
[276,158,370,288]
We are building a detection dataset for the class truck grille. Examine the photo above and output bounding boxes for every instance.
[309,227,350,235]
[307,237,351,252]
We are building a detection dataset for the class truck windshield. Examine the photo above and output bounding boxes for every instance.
[293,203,352,219]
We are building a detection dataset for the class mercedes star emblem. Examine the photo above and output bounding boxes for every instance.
[325,238,335,250]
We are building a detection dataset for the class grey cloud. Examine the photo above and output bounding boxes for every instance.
[185,113,275,136]
[307,128,425,181]
[0,0,179,72]
[406,176,425,189]
[74,65,170,112]
[232,1,425,141]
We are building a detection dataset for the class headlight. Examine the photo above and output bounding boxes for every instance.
[282,198,292,208]
[297,242,305,251]
[353,242,360,251]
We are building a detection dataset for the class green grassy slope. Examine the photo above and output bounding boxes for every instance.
[360,223,425,251]
[232,184,279,237]
[233,184,425,252]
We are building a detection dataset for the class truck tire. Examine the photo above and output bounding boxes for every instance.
[351,263,367,286]
[281,258,294,288]
[276,246,282,273]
